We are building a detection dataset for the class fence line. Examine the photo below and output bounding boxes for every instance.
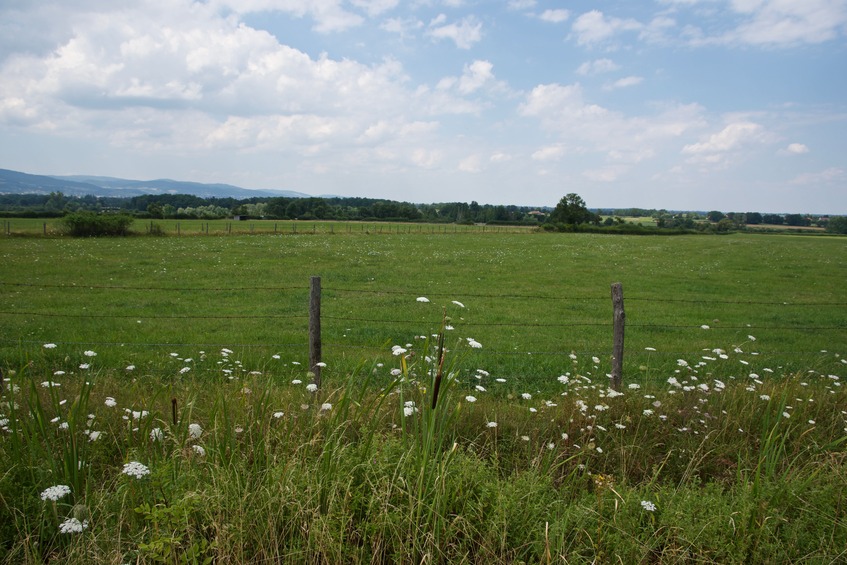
[2,280,846,307]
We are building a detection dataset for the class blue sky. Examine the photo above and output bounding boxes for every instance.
[1,0,845,213]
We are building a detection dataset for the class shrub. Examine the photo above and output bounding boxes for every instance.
[61,212,134,237]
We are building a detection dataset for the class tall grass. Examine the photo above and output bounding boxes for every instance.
[1,333,845,563]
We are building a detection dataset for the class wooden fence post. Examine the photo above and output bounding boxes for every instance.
[610,282,625,391]
[309,276,322,388]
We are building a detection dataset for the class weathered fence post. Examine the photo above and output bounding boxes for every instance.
[610,282,625,391]
[309,276,322,388]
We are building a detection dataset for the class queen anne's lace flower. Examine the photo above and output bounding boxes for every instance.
[122,461,151,479]
[40,485,71,501]
[59,517,88,534]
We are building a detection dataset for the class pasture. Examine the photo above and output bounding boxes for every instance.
[1,228,846,563]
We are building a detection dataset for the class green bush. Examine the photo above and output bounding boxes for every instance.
[61,212,134,237]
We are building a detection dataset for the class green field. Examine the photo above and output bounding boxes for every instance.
[1,228,846,563]
[1,228,845,386]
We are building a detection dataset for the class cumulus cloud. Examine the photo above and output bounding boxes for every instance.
[571,10,642,46]
[426,15,483,49]
[576,58,620,76]
[212,0,365,33]
[508,0,536,10]
[519,82,706,166]
[791,167,845,185]
[682,122,764,154]
[729,0,847,45]
[784,143,810,155]
[603,76,643,90]
[531,145,566,161]
[539,9,570,24]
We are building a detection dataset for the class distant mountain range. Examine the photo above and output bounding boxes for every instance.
[0,168,310,199]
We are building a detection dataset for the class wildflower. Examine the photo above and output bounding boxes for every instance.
[416,297,430,303]
[122,461,151,479]
[306,383,318,393]
[643,409,654,417]
[547,442,555,450]
[466,338,482,349]
[521,435,530,442]
[273,411,284,419]
[315,362,327,368]
[192,445,206,456]
[150,428,163,441]
[465,395,477,403]
[59,517,88,534]
[126,365,135,371]
[495,378,506,383]
[88,431,101,442]
[641,500,657,512]
[476,369,490,377]
[808,420,816,425]
[291,379,302,384]
[592,356,601,364]
[521,393,532,400]
[782,411,791,419]
[179,367,191,374]
[676,359,689,367]
[486,421,497,428]
[759,394,770,401]
[272,354,281,360]
[320,403,332,412]
[403,401,418,417]
[41,485,72,502]
[54,370,65,376]
[645,347,656,351]
[748,335,756,341]
[445,325,454,330]
[188,423,203,439]
[104,397,117,407]
[557,375,570,384]
[452,300,465,308]
[390,368,402,376]
[628,383,641,390]
[79,363,90,370]
[391,345,407,356]
[43,343,57,349]
[700,325,710,330]
[475,385,486,392]
[84,350,97,357]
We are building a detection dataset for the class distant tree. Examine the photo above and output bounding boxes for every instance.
[762,213,783,225]
[745,212,763,225]
[707,210,725,222]
[784,214,810,227]
[549,193,599,225]
[146,203,164,218]
[826,216,847,234]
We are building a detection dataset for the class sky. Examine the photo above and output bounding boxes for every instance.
[1,1,846,213]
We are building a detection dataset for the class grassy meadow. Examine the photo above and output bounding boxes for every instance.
[1,227,846,563]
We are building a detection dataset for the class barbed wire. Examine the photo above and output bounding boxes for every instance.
[2,281,845,307]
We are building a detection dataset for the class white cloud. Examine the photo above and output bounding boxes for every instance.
[458,153,483,172]
[728,0,847,45]
[427,15,483,49]
[539,9,570,24]
[349,0,399,18]
[791,167,845,185]
[603,76,643,90]
[784,142,809,155]
[571,10,642,46]
[682,122,764,154]
[507,0,536,10]
[381,17,424,36]
[583,166,624,182]
[212,0,365,33]
[457,60,494,94]
[531,145,566,161]
[576,58,620,76]
[519,83,706,167]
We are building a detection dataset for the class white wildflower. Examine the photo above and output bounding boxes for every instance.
[465,395,477,403]
[416,297,430,303]
[40,485,71,501]
[306,383,318,393]
[122,461,151,479]
[641,500,657,512]
[59,517,88,534]
[104,397,117,407]
[150,428,163,441]
[320,403,332,412]
[188,423,203,439]
[83,350,97,357]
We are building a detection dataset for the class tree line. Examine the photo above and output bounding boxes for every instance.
[0,191,844,234]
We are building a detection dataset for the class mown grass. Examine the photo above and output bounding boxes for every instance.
[1,230,845,388]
